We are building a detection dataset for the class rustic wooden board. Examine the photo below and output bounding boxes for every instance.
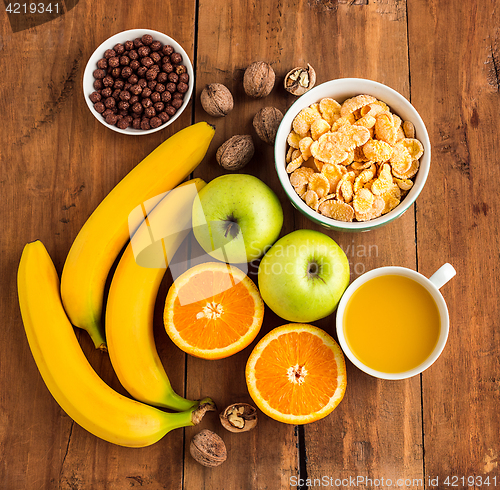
[2,0,499,488]
[409,0,500,486]
[0,1,197,488]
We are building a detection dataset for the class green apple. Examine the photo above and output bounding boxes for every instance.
[192,174,284,264]
[258,229,350,322]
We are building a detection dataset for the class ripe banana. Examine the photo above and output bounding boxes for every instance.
[105,178,206,410]
[61,122,215,349]
[18,241,215,447]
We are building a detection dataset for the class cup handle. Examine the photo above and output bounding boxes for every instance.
[428,263,456,289]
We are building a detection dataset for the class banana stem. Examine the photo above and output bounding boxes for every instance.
[87,325,107,351]
[192,398,217,424]
[161,398,216,433]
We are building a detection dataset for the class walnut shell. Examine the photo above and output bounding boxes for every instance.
[284,63,316,96]
[243,61,275,98]
[216,135,255,170]
[220,403,258,433]
[253,107,284,145]
[200,83,234,117]
[190,429,227,467]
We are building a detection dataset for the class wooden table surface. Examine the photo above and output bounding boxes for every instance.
[2,0,499,489]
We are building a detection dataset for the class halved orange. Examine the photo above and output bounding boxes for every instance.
[246,324,347,424]
[164,262,264,359]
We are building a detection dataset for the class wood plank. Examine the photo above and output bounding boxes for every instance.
[409,0,500,484]
[190,0,422,489]
[187,0,304,487]
[0,1,197,488]
[289,1,424,488]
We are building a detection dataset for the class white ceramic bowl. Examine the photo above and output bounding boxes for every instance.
[83,29,194,135]
[274,78,431,232]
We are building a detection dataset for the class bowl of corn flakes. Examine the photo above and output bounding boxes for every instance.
[274,78,431,231]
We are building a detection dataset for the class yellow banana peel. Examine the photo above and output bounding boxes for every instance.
[106,178,206,410]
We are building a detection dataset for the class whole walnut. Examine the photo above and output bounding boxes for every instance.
[216,135,255,171]
[190,429,227,467]
[200,83,234,117]
[253,107,283,145]
[243,61,275,98]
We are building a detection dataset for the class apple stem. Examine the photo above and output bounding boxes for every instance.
[223,215,240,239]
[307,261,326,284]
[225,222,235,238]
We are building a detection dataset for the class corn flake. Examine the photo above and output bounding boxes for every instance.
[321,163,346,193]
[293,107,322,136]
[299,136,314,160]
[336,173,355,203]
[294,183,307,197]
[400,138,424,160]
[338,124,371,148]
[392,159,419,179]
[371,163,393,196]
[302,190,320,210]
[340,94,378,117]
[287,131,302,149]
[360,103,385,118]
[355,195,385,221]
[310,133,348,164]
[389,142,412,173]
[290,167,314,187]
[310,118,331,140]
[355,114,377,129]
[403,120,415,139]
[362,139,393,162]
[319,98,342,125]
[353,188,375,214]
[286,154,303,173]
[307,173,330,198]
[381,183,401,214]
[394,177,413,191]
[375,112,397,145]
[319,200,355,222]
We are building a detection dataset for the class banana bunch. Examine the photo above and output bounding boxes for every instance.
[17,122,216,446]
[18,241,215,447]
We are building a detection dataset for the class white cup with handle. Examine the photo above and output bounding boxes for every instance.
[336,263,456,380]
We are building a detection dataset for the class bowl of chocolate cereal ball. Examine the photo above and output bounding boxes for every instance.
[83,29,193,135]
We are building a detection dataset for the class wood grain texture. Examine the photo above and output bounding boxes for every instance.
[1,0,499,488]
[188,0,300,487]
[0,1,196,488]
[409,0,500,485]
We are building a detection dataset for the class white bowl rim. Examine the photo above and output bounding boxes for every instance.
[335,266,449,380]
[274,78,431,231]
[83,28,194,136]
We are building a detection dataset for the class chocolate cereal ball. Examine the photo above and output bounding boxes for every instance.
[90,35,189,129]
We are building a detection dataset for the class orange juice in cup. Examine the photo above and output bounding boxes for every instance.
[336,264,456,379]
